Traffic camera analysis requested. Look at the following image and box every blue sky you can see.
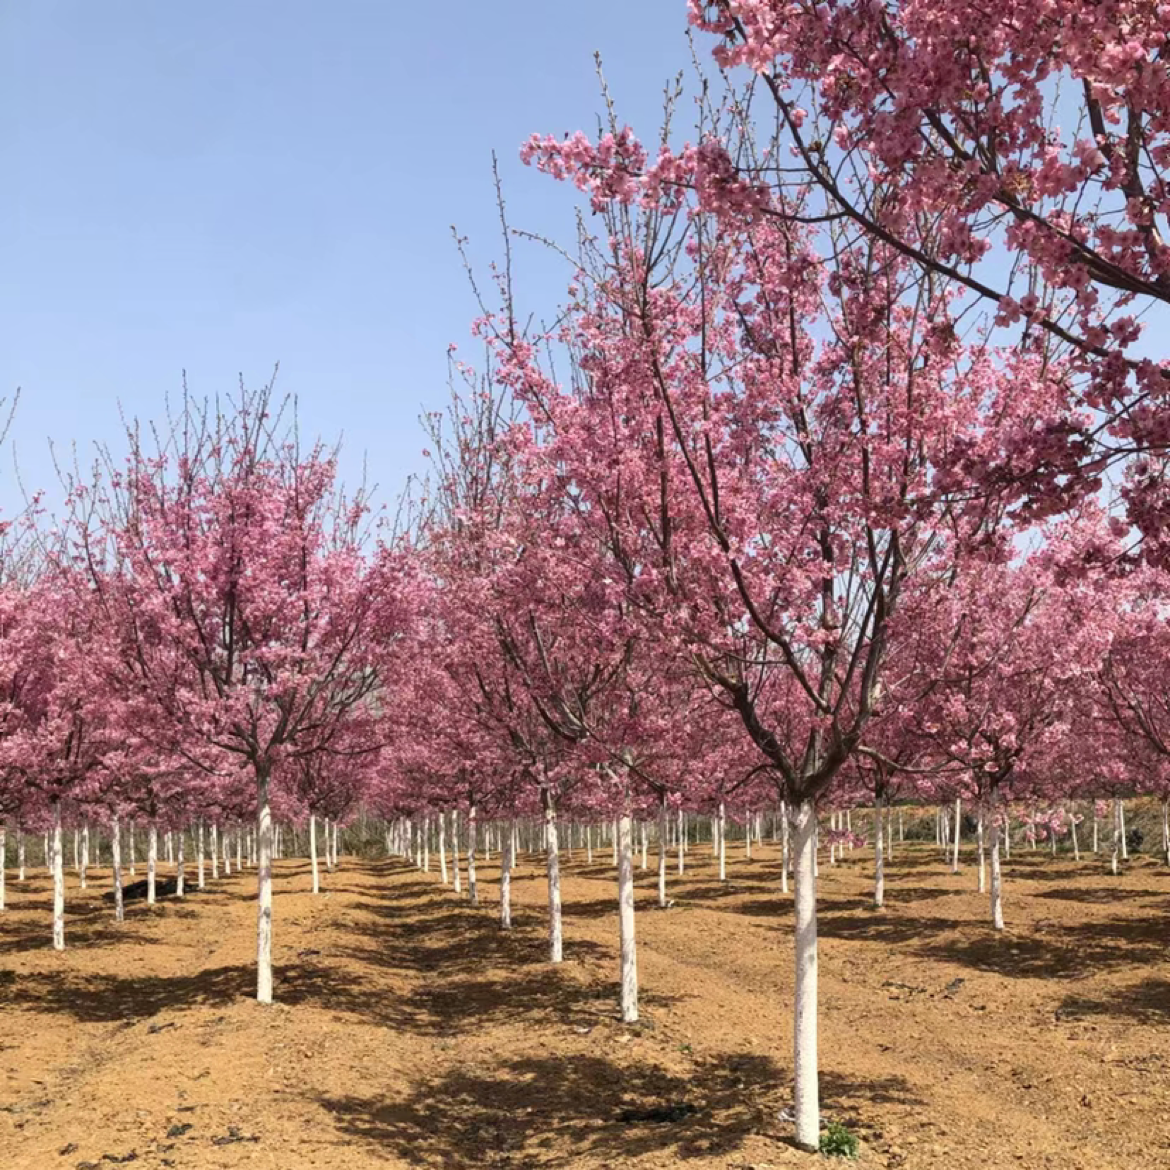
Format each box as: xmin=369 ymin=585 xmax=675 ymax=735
xmin=0 ymin=0 xmax=688 ymax=514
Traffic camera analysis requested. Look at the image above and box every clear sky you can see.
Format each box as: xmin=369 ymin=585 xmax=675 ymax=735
xmin=0 ymin=0 xmax=688 ymax=514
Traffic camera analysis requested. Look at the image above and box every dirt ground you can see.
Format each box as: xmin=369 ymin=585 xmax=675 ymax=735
xmin=1 ymin=837 xmax=1168 ymax=1170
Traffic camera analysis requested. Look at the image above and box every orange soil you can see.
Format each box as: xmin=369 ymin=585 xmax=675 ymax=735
xmin=1 ymin=840 xmax=1168 ymax=1169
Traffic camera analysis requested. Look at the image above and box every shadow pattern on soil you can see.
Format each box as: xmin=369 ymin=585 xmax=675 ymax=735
xmin=313 ymin=1054 xmax=922 ymax=1168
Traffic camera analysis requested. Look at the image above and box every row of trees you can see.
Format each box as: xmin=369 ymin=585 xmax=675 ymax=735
xmin=4 ymin=0 xmax=1169 ymax=1151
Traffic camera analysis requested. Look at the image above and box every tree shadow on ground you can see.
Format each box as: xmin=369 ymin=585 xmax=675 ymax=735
xmin=1032 ymin=886 xmax=1157 ymax=904
xmin=1056 ymin=977 xmax=1170 ymax=1026
xmin=914 ymin=913 xmax=1166 ymax=979
xmin=817 ymin=912 xmax=952 ymax=947
xmin=3 ymin=963 xmax=255 ymax=1021
xmin=312 ymin=1053 xmax=923 ymax=1168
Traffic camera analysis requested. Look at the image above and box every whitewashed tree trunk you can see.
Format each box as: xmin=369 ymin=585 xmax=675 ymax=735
xmin=1119 ymin=799 xmax=1129 ymax=859
xmin=223 ymin=826 xmax=231 ymax=876
xmin=718 ymin=801 xmax=727 ymax=881
xmin=256 ymin=769 xmax=275 ymax=1004
xmin=52 ymin=803 xmax=65 ymax=950
xmin=745 ymin=809 xmax=753 ymax=860
xmin=210 ymin=824 xmax=219 ymax=879
xmin=1162 ymin=798 xmax=1169 ymax=866
xmin=16 ymin=826 xmax=25 ymax=881
xmin=886 ymin=806 xmax=893 ymax=860
xmin=310 ymin=814 xmax=321 ymax=894
xmin=989 ymin=809 xmax=1005 ymax=930
xmin=780 ymin=798 xmax=790 ymax=894
xmin=586 ymin=822 xmax=593 ymax=864
xmin=176 ymin=830 xmax=185 ymax=897
xmin=196 ymin=821 xmax=205 ymax=890
xmin=439 ymin=810 xmax=449 ymax=884
xmin=1111 ymin=797 xmax=1122 ymax=875
xmin=977 ymin=806 xmax=986 ymax=894
xmin=898 ymin=808 xmax=904 ymax=842
xmin=1003 ymin=810 xmax=1011 ymax=859
xmin=544 ymin=789 xmax=563 ymax=963
xmin=112 ymin=815 xmax=124 ymax=923
xmin=236 ymin=828 xmax=243 ymax=873
xmin=612 ymin=820 xmax=618 ymax=867
xmin=467 ymin=804 xmax=479 ymax=906
xmin=657 ymin=794 xmax=668 ymax=909
xmin=1092 ymin=807 xmax=1099 ymax=853
xmin=147 ymin=824 xmax=158 ymax=905
xmin=1071 ymin=813 xmax=1080 ymax=860
xmin=677 ymin=808 xmax=685 ymax=875
xmin=423 ymin=816 xmax=430 ymax=873
xmin=792 ymin=799 xmax=820 ymax=1151
xmin=640 ymin=821 xmax=648 ymax=870
xmin=951 ymin=797 xmax=961 ymax=873
xmin=873 ymin=795 xmax=884 ymax=909
xmin=0 ymin=824 xmax=6 ymax=911
xmin=128 ymin=820 xmax=137 ymax=875
xmin=617 ymin=808 xmax=638 ymax=1023
xmin=452 ymin=811 xmax=462 ymax=894
xmin=80 ymin=824 xmax=89 ymax=890
xmin=500 ymin=819 xmax=513 ymax=929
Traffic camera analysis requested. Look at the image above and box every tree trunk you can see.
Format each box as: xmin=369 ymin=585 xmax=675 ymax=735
xmin=467 ymin=804 xmax=479 ymax=906
xmin=544 ymin=789 xmax=563 ymax=963
xmin=80 ymin=824 xmax=89 ymax=890
xmin=310 ymin=814 xmax=321 ymax=894
xmin=256 ymin=768 xmax=275 ymax=1005
xmin=617 ymin=808 xmax=639 ymax=1023
xmin=452 ymin=810 xmax=462 ymax=894
xmin=439 ymin=810 xmax=449 ymax=884
xmin=52 ymin=803 xmax=65 ymax=950
xmin=147 ymin=824 xmax=158 ymax=905
xmin=197 ymin=821 xmax=205 ymax=890
xmin=792 ymin=799 xmax=820 ymax=1151
xmin=657 ymin=793 xmax=668 ymax=909
xmin=112 ymin=815 xmax=124 ymax=923
xmin=951 ymin=797 xmax=961 ymax=873
xmin=176 ymin=829 xmax=185 ymax=897
xmin=500 ymin=819 xmax=513 ymax=929
xmin=717 ymin=801 xmax=727 ymax=882
xmin=210 ymin=824 xmax=219 ymax=879
xmin=1071 ymin=812 xmax=1080 ymax=861
xmin=16 ymin=826 xmax=25 ymax=882
xmin=677 ymin=808 xmax=685 ymax=875
xmin=0 ymin=824 xmax=5 ymax=911
xmin=1162 ymin=799 xmax=1169 ymax=866
xmin=1119 ymin=799 xmax=1129 ymax=860
xmin=989 ymin=809 xmax=1005 ymax=931
xmin=977 ymin=806 xmax=986 ymax=894
xmin=1111 ymin=797 xmax=1121 ymax=876
xmin=780 ymin=798 xmax=790 ymax=895
xmin=873 ymin=794 xmax=884 ymax=910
